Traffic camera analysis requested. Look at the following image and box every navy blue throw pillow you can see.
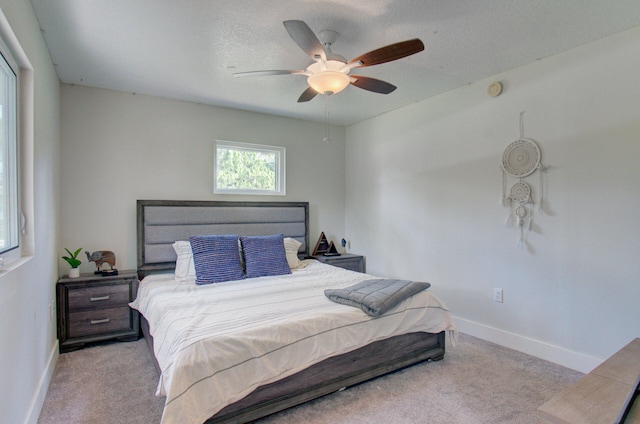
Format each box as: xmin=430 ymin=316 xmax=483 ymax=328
xmin=241 ymin=234 xmax=291 ymax=279
xmin=189 ymin=234 xmax=245 ymax=284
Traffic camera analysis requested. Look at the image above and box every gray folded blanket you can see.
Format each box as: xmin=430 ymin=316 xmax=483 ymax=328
xmin=324 ymin=279 xmax=431 ymax=318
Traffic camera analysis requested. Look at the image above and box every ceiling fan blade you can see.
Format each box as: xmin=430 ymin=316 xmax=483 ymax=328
xmin=350 ymin=75 xmax=397 ymax=94
xmin=348 ymin=39 xmax=424 ymax=68
xmin=297 ymin=86 xmax=318 ymax=102
xmin=233 ymin=70 xmax=305 ymax=78
xmin=283 ymin=20 xmax=327 ymax=61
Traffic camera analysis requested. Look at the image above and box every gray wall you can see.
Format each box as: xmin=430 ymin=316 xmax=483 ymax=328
xmin=60 ymin=86 xmax=346 ymax=273
xmin=0 ymin=1 xmax=61 ymax=423
xmin=345 ymin=27 xmax=640 ymax=372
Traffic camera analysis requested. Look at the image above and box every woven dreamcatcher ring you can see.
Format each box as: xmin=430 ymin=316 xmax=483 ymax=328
xmin=502 ymin=138 xmax=541 ymax=177
xmin=509 ymin=181 xmax=532 ymax=203
xmin=515 ymin=205 xmax=527 ymax=218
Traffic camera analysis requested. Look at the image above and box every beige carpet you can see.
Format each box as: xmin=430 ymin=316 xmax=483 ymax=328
xmin=38 ymin=333 xmax=583 ymax=424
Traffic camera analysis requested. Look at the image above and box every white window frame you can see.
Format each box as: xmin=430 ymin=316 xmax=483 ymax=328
xmin=0 ymin=11 xmax=35 ymax=273
xmin=0 ymin=49 xmax=18 ymax=257
xmin=214 ymin=140 xmax=286 ymax=196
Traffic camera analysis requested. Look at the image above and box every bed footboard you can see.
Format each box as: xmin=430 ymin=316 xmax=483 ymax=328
xmin=208 ymin=330 xmax=445 ymax=424
xmin=140 ymin=316 xmax=444 ymax=424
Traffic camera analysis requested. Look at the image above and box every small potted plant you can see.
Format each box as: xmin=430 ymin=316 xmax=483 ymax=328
xmin=62 ymin=247 xmax=82 ymax=278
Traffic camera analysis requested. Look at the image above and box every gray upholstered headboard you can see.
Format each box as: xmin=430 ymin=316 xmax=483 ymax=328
xmin=137 ymin=200 xmax=309 ymax=277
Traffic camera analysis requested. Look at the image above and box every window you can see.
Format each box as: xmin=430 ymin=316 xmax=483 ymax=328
xmin=0 ymin=9 xmax=35 ymax=271
xmin=0 ymin=49 xmax=18 ymax=255
xmin=214 ymin=140 xmax=285 ymax=195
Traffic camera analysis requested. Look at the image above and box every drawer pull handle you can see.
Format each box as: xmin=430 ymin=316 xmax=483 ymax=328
xmin=90 ymin=318 xmax=111 ymax=325
xmin=90 ymin=295 xmax=110 ymax=302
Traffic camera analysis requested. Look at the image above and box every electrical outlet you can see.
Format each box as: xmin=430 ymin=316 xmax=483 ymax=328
xmin=493 ymin=288 xmax=503 ymax=303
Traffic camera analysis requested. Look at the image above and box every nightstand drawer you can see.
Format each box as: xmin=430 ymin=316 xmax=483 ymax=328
xmin=68 ymin=306 xmax=132 ymax=338
xmin=312 ymin=253 xmax=365 ymax=273
xmin=67 ymin=283 xmax=130 ymax=311
xmin=332 ymin=258 xmax=362 ymax=272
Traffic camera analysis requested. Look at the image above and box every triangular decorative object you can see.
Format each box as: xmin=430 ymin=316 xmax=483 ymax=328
xmin=324 ymin=241 xmax=341 ymax=256
xmin=312 ymin=232 xmax=330 ymax=255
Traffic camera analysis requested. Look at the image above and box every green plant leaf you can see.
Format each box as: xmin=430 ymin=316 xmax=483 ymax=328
xmin=62 ymin=247 xmax=82 ymax=268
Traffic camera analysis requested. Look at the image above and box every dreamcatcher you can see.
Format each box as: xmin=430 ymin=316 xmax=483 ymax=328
xmin=501 ymin=112 xmax=546 ymax=247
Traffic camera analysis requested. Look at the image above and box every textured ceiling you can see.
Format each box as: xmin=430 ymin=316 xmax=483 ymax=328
xmin=31 ymin=0 xmax=640 ymax=126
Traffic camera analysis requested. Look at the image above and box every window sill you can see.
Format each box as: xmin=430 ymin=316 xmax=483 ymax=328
xmin=0 ymin=255 xmax=35 ymax=278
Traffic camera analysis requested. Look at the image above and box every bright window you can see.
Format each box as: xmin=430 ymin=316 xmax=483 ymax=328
xmin=0 ymin=9 xmax=35 ymax=272
xmin=0 ymin=51 xmax=18 ymax=255
xmin=214 ymin=140 xmax=285 ymax=195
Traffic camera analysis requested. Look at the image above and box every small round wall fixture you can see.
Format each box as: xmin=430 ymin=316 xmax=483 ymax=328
xmin=488 ymin=81 xmax=503 ymax=97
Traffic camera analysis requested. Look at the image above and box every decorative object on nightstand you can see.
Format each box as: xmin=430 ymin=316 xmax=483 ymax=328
xmin=312 ymin=232 xmax=330 ymax=255
xmin=56 ymin=269 xmax=139 ymax=353
xmin=324 ymin=241 xmax=340 ymax=256
xmin=62 ymin=247 xmax=83 ymax=278
xmin=85 ymin=250 xmax=117 ymax=275
xmin=313 ymin=253 xmax=365 ymax=273
xmin=313 ymin=232 xmax=342 ymax=256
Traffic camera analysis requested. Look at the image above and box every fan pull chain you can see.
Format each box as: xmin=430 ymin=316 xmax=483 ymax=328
xmin=519 ymin=110 xmax=525 ymax=141
xmin=323 ymin=94 xmax=331 ymax=142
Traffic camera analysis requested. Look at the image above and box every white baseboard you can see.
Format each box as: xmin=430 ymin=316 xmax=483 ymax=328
xmin=453 ymin=315 xmax=601 ymax=374
xmin=25 ymin=341 xmax=58 ymax=424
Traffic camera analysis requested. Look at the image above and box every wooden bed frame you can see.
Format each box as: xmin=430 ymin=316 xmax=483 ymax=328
xmin=136 ymin=200 xmax=446 ymax=424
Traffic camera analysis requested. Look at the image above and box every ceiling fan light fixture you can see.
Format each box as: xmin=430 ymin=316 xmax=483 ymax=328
xmin=307 ymin=71 xmax=350 ymax=95
xmin=241 ymin=20 xmax=425 ymax=102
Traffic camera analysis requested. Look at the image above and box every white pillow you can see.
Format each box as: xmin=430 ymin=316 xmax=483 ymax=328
xmin=283 ymin=237 xmax=307 ymax=269
xmin=172 ymin=241 xmax=195 ymax=281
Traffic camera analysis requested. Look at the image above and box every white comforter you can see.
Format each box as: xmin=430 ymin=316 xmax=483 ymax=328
xmin=130 ymin=260 xmax=456 ymax=424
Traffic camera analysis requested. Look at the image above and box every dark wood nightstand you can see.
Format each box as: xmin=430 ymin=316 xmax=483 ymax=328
xmin=312 ymin=253 xmax=365 ymax=273
xmin=56 ymin=269 xmax=139 ymax=353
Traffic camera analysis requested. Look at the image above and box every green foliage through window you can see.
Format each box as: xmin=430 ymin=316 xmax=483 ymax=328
xmin=214 ymin=140 xmax=285 ymax=195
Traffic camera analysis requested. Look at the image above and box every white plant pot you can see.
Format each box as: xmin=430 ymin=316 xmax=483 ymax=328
xmin=68 ymin=268 xmax=80 ymax=278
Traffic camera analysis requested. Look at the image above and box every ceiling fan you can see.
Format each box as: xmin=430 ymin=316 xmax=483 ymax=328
xmin=233 ymin=20 xmax=424 ymax=103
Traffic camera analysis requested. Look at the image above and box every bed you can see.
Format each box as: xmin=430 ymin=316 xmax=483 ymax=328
xmin=133 ymin=200 xmax=456 ymax=424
